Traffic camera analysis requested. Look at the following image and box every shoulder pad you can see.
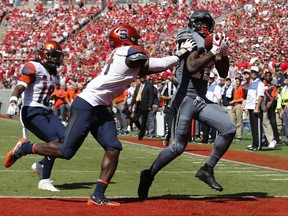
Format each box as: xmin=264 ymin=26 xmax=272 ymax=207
xmin=126 ymin=53 xmax=148 ymax=68
xmin=176 ymin=28 xmax=193 ymax=43
xmin=127 ymin=45 xmax=147 ymax=56
xmin=22 ymin=62 xmax=36 ymax=76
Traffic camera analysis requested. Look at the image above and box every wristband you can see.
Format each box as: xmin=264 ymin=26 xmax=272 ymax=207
xmin=175 ymin=48 xmax=189 ymax=60
xmin=9 ymin=96 xmax=18 ymax=103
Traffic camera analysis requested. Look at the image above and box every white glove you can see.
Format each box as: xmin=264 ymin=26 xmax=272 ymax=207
xmin=7 ymin=103 xmax=18 ymax=118
xmin=210 ymin=32 xmax=226 ymax=55
xmin=221 ymin=36 xmax=229 ymax=56
xmin=180 ymin=39 xmax=197 ymax=52
xmin=175 ymin=39 xmax=197 ymax=60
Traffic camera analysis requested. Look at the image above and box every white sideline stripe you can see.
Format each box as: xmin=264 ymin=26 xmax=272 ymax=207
xmin=121 ymin=140 xmax=288 ymax=173
xmin=218 ymin=167 xmax=260 ymax=170
xmin=0 ymin=170 xmax=278 ymax=174
xmin=255 ymin=174 xmax=288 ymax=176
xmin=271 ymin=178 xmax=288 ymax=181
xmin=222 ymin=170 xmax=280 ymax=173
xmin=0 ymin=170 xmax=127 ymax=173
xmin=0 ymin=195 xmax=288 ymax=199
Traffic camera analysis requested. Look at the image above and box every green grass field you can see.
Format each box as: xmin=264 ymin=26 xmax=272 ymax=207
xmin=0 ymin=118 xmax=288 ymax=198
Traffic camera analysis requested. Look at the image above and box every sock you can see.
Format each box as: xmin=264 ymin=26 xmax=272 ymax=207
xmin=39 ymin=157 xmax=46 ymax=165
xmin=203 ymin=163 xmax=213 ymax=171
xmin=21 ymin=142 xmax=34 ymax=154
xmin=92 ymin=179 xmax=109 ymax=198
xmin=42 ymin=157 xmax=55 ymax=179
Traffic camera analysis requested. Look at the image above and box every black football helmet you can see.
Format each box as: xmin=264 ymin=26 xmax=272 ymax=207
xmin=188 ymin=10 xmax=215 ymax=38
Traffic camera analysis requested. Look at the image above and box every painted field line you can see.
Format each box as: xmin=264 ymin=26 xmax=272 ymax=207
xmin=122 ymin=140 xmax=288 ymax=173
xmin=271 ymin=178 xmax=288 ymax=181
xmin=255 ymin=174 xmax=288 ymax=176
xmin=0 ymin=169 xmax=126 ymax=173
xmin=0 ymin=195 xmax=288 ymax=199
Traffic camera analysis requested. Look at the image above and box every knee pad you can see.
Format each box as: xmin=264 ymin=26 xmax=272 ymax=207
xmin=170 ymin=142 xmax=186 ymax=156
xmin=221 ymin=122 xmax=237 ymax=143
xmin=105 ymin=140 xmax=123 ymax=151
xmin=225 ymin=122 xmax=237 ymax=135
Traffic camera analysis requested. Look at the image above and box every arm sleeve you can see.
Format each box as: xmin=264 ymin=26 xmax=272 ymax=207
xmin=148 ymin=56 xmax=179 ymax=72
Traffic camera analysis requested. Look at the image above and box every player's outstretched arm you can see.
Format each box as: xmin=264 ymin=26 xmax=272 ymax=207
xmin=138 ymin=39 xmax=197 ymax=76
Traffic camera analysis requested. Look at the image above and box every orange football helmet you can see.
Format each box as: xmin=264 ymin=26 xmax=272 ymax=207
xmin=38 ymin=40 xmax=64 ymax=66
xmin=109 ymin=24 xmax=141 ymax=49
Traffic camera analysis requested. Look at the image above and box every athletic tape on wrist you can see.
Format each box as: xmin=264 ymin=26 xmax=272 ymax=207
xmin=9 ymin=96 xmax=18 ymax=103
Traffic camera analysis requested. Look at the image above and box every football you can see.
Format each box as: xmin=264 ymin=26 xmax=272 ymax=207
xmin=204 ymin=33 xmax=219 ymax=51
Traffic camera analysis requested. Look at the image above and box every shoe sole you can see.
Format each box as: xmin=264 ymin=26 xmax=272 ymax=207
xmin=4 ymin=149 xmax=15 ymax=168
xmin=87 ymin=198 xmax=121 ymax=207
xmin=38 ymin=186 xmax=60 ymax=192
xmin=4 ymin=138 xmax=27 ymax=168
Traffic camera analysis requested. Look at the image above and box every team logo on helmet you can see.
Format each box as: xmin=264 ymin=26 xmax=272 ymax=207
xmin=109 ymin=24 xmax=140 ymax=49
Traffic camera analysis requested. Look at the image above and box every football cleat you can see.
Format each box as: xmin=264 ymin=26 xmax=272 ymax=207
xmin=38 ymin=179 xmax=59 ymax=192
xmin=195 ymin=167 xmax=223 ymax=191
xmin=31 ymin=162 xmax=44 ymax=179
xmin=87 ymin=196 xmax=121 ymax=207
xmin=245 ymin=146 xmax=259 ymax=151
xmin=138 ymin=169 xmax=154 ymax=200
xmin=268 ymin=140 xmax=277 ymax=149
xmin=4 ymin=138 xmax=27 ymax=168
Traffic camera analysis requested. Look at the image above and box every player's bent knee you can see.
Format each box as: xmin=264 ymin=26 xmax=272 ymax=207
xmin=219 ymin=120 xmax=237 ymax=134
xmin=170 ymin=143 xmax=185 ymax=156
xmin=62 ymin=149 xmax=75 ymax=160
xmin=226 ymin=122 xmax=237 ymax=134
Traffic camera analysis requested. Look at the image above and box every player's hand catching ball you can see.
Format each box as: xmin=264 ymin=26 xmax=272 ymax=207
xmin=221 ymin=36 xmax=229 ymax=56
xmin=205 ymin=32 xmax=227 ymax=55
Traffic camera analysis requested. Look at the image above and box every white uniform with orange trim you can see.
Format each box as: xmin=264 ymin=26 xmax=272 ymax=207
xmin=18 ymin=61 xmax=59 ymax=109
xmin=78 ymin=46 xmax=143 ymax=107
xmin=79 ymin=45 xmax=179 ymax=107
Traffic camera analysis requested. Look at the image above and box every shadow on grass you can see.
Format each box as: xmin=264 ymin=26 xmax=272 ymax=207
xmin=40 ymin=192 xmax=271 ymax=205
xmin=55 ymin=182 xmax=95 ymax=190
xmin=120 ymin=192 xmax=271 ymax=204
xmin=260 ymin=148 xmax=282 ymax=152
xmin=55 ymin=181 xmax=117 ymax=190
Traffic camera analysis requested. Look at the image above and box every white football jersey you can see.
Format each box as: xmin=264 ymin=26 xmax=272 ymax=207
xmin=79 ymin=45 xmax=146 ymax=106
xmin=18 ymin=61 xmax=59 ymax=109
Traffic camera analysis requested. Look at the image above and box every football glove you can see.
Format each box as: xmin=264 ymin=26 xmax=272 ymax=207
xmin=7 ymin=103 xmax=18 ymax=118
xmin=210 ymin=32 xmax=226 ymax=55
xmin=175 ymin=39 xmax=197 ymax=60
xmin=221 ymin=36 xmax=229 ymax=56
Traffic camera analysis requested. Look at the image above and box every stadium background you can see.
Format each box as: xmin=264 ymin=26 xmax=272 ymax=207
xmin=0 ymin=1 xmax=287 ymax=215
xmin=0 ymin=0 xmax=245 ymax=115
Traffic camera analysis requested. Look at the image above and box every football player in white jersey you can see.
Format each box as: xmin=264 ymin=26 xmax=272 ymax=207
xmin=4 ymin=24 xmax=196 ymax=206
xmin=6 ymin=41 xmax=65 ymax=192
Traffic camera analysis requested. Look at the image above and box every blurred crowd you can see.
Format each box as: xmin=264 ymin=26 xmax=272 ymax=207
xmin=0 ymin=0 xmax=259 ymax=89
xmin=0 ymin=0 xmax=287 ymax=145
